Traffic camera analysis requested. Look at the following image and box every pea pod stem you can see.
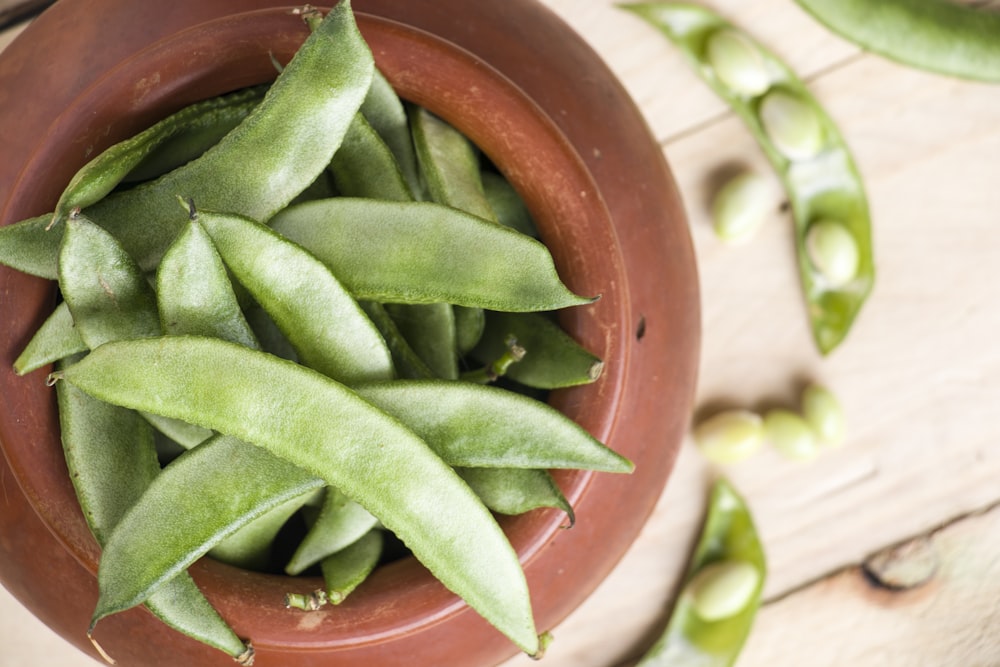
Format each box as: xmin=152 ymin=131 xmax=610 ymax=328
xmin=462 ymin=334 xmax=526 ymax=384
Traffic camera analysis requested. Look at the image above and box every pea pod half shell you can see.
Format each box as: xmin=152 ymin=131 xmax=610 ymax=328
xmin=622 ymin=2 xmax=874 ymax=354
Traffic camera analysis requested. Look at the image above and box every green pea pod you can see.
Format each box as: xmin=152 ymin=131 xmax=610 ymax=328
xmin=328 ymin=113 xmax=413 ymax=202
xmin=794 ymin=0 xmax=1000 ymax=83
xmin=482 ymin=170 xmax=538 ymax=237
xmin=196 ymin=207 xmax=393 ymax=384
xmin=51 ymin=85 xmax=267 ymax=225
xmin=320 ymin=529 xmax=384 ymax=604
xmin=454 ymin=305 xmax=486 ymax=356
xmin=456 ymin=468 xmax=575 ymax=525
xmin=621 ymin=2 xmax=874 ymax=354
xmin=383 ymin=302 xmax=458 ymax=380
xmin=157 ymin=218 xmax=259 ymax=349
xmin=209 ymin=492 xmax=312 ymax=572
xmin=0 ymin=213 xmax=61 ymax=279
xmin=360 ymin=68 xmax=422 ymax=199
xmin=285 ymin=487 xmax=379 ymax=576
xmin=4 ymin=0 xmax=374 ymax=274
xmin=55 ymin=357 xmax=251 ymax=661
xmin=358 ymin=301 xmax=435 ymax=379
xmin=270 ymin=198 xmax=594 ymax=312
xmin=13 ymin=301 xmax=86 ymax=375
xmin=244 ymin=303 xmax=299 ymax=363
xmin=54 ymin=336 xmax=540 ymax=656
xmin=636 ymin=478 xmax=765 ymax=667
xmin=410 ymin=106 xmax=496 ymax=221
xmin=470 ymin=311 xmax=603 ymax=389
xmin=354 ymin=379 xmax=633 ymax=472
xmin=60 ymin=214 xmax=212 ymax=448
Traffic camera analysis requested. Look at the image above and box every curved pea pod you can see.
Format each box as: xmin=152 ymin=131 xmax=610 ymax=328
xmin=285 ymin=487 xmax=379 ymax=576
xmin=55 ymin=356 xmax=250 ymax=661
xmin=635 ymin=478 xmax=765 ymax=667
xmin=320 ymin=530 xmax=384 ymax=604
xmin=270 ymin=198 xmax=594 ymax=312
xmin=157 ymin=218 xmax=259 ymax=350
xmin=470 ymin=311 xmax=603 ymax=389
xmin=361 ymin=68 xmax=422 ymax=198
xmin=482 ymin=170 xmax=538 ymax=237
xmin=13 ymin=301 xmax=86 ymax=375
xmin=454 ymin=305 xmax=486 ymax=355
xmin=358 ymin=301 xmax=435 ymax=379
xmin=621 ymin=2 xmax=873 ymax=355
xmin=5 ymin=0 xmax=374 ymax=274
xmin=456 ymin=468 xmax=575 ymax=525
xmin=328 ymin=113 xmax=413 ymax=202
xmin=196 ymin=207 xmax=393 ymax=384
xmin=209 ymin=493 xmax=312 ymax=572
xmin=53 ymin=336 xmax=540 ymax=656
xmin=354 ymin=379 xmax=632 ymax=472
xmin=794 ymin=0 xmax=1000 ymax=83
xmin=383 ymin=302 xmax=458 ymax=380
xmin=51 ymin=85 xmax=267 ymax=226
xmin=0 ymin=213 xmax=61 ymax=279
xmin=410 ymin=106 xmax=496 ymax=221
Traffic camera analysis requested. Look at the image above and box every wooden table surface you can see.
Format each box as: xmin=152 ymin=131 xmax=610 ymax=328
xmin=3 ymin=2 xmax=1000 ymax=666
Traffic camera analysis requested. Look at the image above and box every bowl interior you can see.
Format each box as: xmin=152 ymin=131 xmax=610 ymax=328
xmin=0 ymin=6 xmax=630 ymax=661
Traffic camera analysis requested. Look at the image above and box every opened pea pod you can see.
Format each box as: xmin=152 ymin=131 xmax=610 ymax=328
xmin=622 ymin=2 xmax=874 ymax=355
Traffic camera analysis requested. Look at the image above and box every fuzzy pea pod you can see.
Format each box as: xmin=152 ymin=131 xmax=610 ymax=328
xmin=794 ymin=0 xmax=1000 ymax=83
xmin=456 ymin=468 xmax=574 ymax=524
xmin=55 ymin=355 xmax=252 ymax=661
xmin=196 ymin=207 xmax=393 ymax=383
xmin=53 ymin=336 xmax=540 ymax=656
xmin=51 ymin=85 xmax=267 ymax=226
xmin=622 ymin=2 xmax=873 ymax=354
xmin=285 ymin=488 xmax=378 ymax=576
xmin=636 ymin=479 xmax=765 ymax=667
xmin=328 ymin=113 xmax=413 ymax=202
xmin=383 ymin=302 xmax=458 ymax=379
xmin=319 ymin=530 xmax=384 ymax=604
xmin=482 ymin=170 xmax=538 ymax=237
xmin=0 ymin=0 xmax=373 ymax=275
xmin=13 ymin=301 xmax=86 ymax=375
xmin=270 ymin=198 xmax=593 ymax=312
xmin=358 ymin=301 xmax=436 ymax=379
xmin=361 ymin=69 xmax=422 ymax=197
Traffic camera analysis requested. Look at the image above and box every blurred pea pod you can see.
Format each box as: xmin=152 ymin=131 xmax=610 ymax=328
xmin=635 ymin=479 xmax=765 ymax=667
xmin=621 ymin=2 xmax=873 ymax=354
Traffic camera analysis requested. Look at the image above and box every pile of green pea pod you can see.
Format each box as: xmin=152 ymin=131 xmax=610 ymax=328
xmin=0 ymin=2 xmax=636 ymax=662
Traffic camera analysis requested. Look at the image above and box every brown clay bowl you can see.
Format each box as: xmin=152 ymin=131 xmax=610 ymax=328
xmin=0 ymin=2 xmax=699 ymax=665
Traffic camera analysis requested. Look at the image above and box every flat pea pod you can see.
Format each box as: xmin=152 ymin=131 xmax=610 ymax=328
xmin=635 ymin=478 xmax=765 ymax=667
xmin=285 ymin=488 xmax=379 ymax=576
xmin=354 ymin=379 xmax=632 ymax=472
xmin=55 ymin=356 xmax=251 ymax=662
xmin=0 ymin=213 xmax=62 ymax=279
xmin=209 ymin=493 xmax=311 ymax=572
xmin=5 ymin=0 xmax=374 ymax=274
xmin=328 ymin=113 xmax=413 ymax=202
xmin=360 ymin=68 xmax=422 ymax=198
xmin=410 ymin=106 xmax=497 ymax=221
xmin=383 ymin=302 xmax=458 ymax=379
xmin=621 ymin=2 xmax=874 ymax=355
xmin=13 ymin=301 xmax=86 ymax=375
xmin=270 ymin=198 xmax=593 ymax=312
xmin=794 ymin=0 xmax=1000 ymax=83
xmin=51 ymin=85 xmax=267 ymax=225
xmin=453 ymin=304 xmax=486 ymax=356
xmin=456 ymin=467 xmax=575 ymax=525
xmin=196 ymin=207 xmax=393 ymax=384
xmin=469 ymin=311 xmax=603 ymax=389
xmin=320 ymin=529 xmax=384 ymax=604
xmin=482 ymin=170 xmax=538 ymax=237
xmin=358 ymin=301 xmax=436 ymax=379
xmin=53 ymin=336 xmax=539 ymax=656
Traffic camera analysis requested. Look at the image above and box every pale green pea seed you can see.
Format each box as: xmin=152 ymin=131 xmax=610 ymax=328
xmin=686 ymin=559 xmax=761 ymax=622
xmin=759 ymin=89 xmax=825 ymax=160
xmin=711 ymin=171 xmax=772 ymax=244
xmin=764 ymin=408 xmax=819 ymax=460
xmin=806 ymin=219 xmax=859 ymax=287
xmin=802 ymin=383 xmax=846 ymax=447
xmin=693 ymin=410 xmax=764 ymax=464
xmin=706 ymin=28 xmax=772 ymax=96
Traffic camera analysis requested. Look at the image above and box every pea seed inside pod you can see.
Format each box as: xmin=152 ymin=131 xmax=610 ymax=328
xmin=693 ymin=409 xmax=764 ymax=464
xmin=705 ymin=28 xmax=771 ymax=97
xmin=758 ymin=89 xmax=825 ymax=161
xmin=801 ymin=383 xmax=845 ymax=446
xmin=806 ymin=219 xmax=859 ymax=287
xmin=711 ymin=171 xmax=772 ymax=244
xmin=764 ymin=408 xmax=818 ymax=460
xmin=686 ymin=559 xmax=761 ymax=622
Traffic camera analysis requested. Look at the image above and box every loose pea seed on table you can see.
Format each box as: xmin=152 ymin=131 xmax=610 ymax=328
xmin=1 ymin=1 xmax=629 ymax=659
